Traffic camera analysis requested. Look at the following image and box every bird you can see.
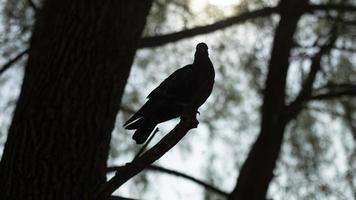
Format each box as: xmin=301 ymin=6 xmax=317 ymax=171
xmin=124 ymin=43 xmax=215 ymax=144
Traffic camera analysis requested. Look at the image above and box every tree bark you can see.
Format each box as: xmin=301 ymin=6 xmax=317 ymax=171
xmin=228 ymin=0 xmax=309 ymax=199
xmin=0 ymin=0 xmax=152 ymax=199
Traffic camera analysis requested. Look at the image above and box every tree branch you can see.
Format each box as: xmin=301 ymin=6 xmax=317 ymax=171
xmin=229 ymin=0 xmax=309 ymax=199
xmin=28 ymin=0 xmax=39 ymax=11
xmin=285 ymin=29 xmax=337 ymax=121
xmin=308 ymin=88 xmax=356 ymax=100
xmin=107 ymin=165 xmax=228 ymax=197
xmin=138 ymin=3 xmax=356 ymax=49
xmin=109 ymin=196 xmax=137 ymax=200
xmin=307 ymin=4 xmax=356 ymax=13
xmin=95 ymin=111 xmax=199 ymax=199
xmin=316 ymin=83 xmax=356 ymax=91
xmin=341 ymin=101 xmax=356 ymax=140
xmin=138 ymin=7 xmax=279 ymax=48
xmin=2 ymin=3 xmax=355 ymax=76
xmin=0 ymin=7 xmax=278 ymax=76
xmin=307 ymin=105 xmax=346 ymax=118
xmin=0 ymin=49 xmax=28 ymax=76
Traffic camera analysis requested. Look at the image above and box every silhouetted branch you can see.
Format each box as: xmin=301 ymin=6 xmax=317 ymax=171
xmin=107 ymin=165 xmax=228 ymax=197
xmin=340 ymin=101 xmax=356 ymax=197
xmin=307 ymin=4 xmax=356 ymax=13
xmin=1 ymin=7 xmax=278 ymax=75
xmin=0 ymin=49 xmax=28 ymax=76
xmin=285 ymin=29 xmax=337 ymax=121
xmin=2 ymin=3 xmax=356 ymax=76
xmin=307 ymin=106 xmax=346 ymax=118
xmin=309 ymin=88 xmax=356 ymax=100
xmin=341 ymin=101 xmax=356 ymax=140
xmin=318 ymin=15 xmax=356 ymax=27
xmin=294 ymin=41 xmax=356 ymax=53
xmin=95 ymin=110 xmax=199 ymax=199
xmin=109 ymin=196 xmax=137 ymax=200
xmin=139 ymin=3 xmax=356 ymax=48
xmin=138 ymin=7 xmax=279 ymax=48
xmin=309 ymin=83 xmax=356 ymax=101
xmin=28 ymin=0 xmax=39 ymax=11
xmin=229 ymin=0 xmax=309 ymax=199
xmin=316 ymin=83 xmax=356 ymax=91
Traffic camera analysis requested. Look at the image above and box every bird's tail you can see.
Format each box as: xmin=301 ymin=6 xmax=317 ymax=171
xmin=131 ymin=119 xmax=156 ymax=144
xmin=123 ymin=102 xmax=149 ymax=127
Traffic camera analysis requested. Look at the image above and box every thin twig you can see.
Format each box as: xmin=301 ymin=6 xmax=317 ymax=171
xmin=309 ymin=89 xmax=356 ymax=100
xmin=28 ymin=0 xmax=39 ymax=11
xmin=307 ymin=105 xmax=346 ymax=118
xmin=0 ymin=49 xmax=28 ymax=76
xmin=109 ymin=196 xmax=137 ymax=200
xmin=107 ymin=165 xmax=228 ymax=197
xmin=307 ymin=4 xmax=356 ymax=13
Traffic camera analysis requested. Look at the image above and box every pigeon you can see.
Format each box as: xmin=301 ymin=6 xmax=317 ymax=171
xmin=124 ymin=43 xmax=215 ymax=144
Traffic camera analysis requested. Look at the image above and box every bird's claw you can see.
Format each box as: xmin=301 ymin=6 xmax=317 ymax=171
xmin=192 ymin=118 xmax=199 ymax=128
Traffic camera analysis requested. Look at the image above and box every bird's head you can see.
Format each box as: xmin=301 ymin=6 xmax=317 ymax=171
xmin=195 ymin=42 xmax=209 ymax=56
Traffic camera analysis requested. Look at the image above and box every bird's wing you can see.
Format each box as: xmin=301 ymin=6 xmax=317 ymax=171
xmin=124 ymin=66 xmax=192 ymax=127
xmin=147 ymin=65 xmax=192 ymax=99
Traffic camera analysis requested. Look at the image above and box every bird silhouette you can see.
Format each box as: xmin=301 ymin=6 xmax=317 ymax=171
xmin=124 ymin=43 xmax=215 ymax=144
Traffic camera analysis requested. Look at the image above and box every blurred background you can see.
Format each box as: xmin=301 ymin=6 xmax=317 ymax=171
xmin=0 ymin=0 xmax=355 ymax=199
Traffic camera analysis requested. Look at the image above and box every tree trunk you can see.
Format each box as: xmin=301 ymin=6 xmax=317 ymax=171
xmin=0 ymin=0 xmax=152 ymax=199
xmin=228 ymin=0 xmax=308 ymax=199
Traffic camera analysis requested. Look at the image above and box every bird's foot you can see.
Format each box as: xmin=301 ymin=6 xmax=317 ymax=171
xmin=192 ymin=117 xmax=199 ymax=128
xmin=181 ymin=111 xmax=199 ymax=128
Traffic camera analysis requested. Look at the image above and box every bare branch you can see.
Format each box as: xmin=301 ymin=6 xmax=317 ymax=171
xmin=0 ymin=49 xmax=28 ymax=76
xmin=318 ymin=15 xmax=356 ymax=27
xmin=285 ymin=30 xmax=337 ymax=121
xmin=107 ymin=165 xmax=228 ymax=197
xmin=229 ymin=0 xmax=309 ymax=199
xmin=309 ymin=88 xmax=356 ymax=100
xmin=309 ymin=83 xmax=356 ymax=100
xmin=1 ymin=7 xmax=278 ymax=75
xmin=307 ymin=105 xmax=346 ymax=118
xmin=307 ymin=4 xmax=356 ymax=13
xmin=294 ymin=41 xmax=356 ymax=53
xmin=28 ymin=0 xmax=39 ymax=11
xmin=109 ymin=196 xmax=137 ymax=200
xmin=138 ymin=7 xmax=279 ymax=48
xmin=341 ymin=101 xmax=356 ymax=140
xmin=2 ymin=3 xmax=356 ymax=76
xmin=138 ymin=3 xmax=356 ymax=49
xmin=331 ymin=46 xmax=356 ymax=53
xmin=95 ymin=111 xmax=199 ymax=199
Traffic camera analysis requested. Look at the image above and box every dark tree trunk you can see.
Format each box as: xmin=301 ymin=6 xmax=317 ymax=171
xmin=0 ymin=0 xmax=152 ymax=199
xmin=228 ymin=0 xmax=309 ymax=199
